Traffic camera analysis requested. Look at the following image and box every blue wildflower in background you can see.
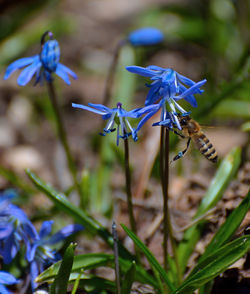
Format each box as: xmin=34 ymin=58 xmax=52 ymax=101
xmin=4 ymin=31 xmax=77 ymax=86
xmin=0 ymin=271 xmax=18 ymax=294
xmin=0 ymin=191 xmax=38 ymax=264
xmin=0 ymin=192 xmax=84 ymax=291
xmin=126 ymin=65 xmax=206 ymax=130
xmin=72 ymin=102 xmax=157 ymax=145
xmin=25 ymin=220 xmax=83 ymax=290
xmin=128 ymin=27 xmax=164 ymax=46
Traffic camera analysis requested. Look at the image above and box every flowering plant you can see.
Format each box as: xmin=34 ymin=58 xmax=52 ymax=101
xmin=4 ymin=31 xmax=77 ymax=86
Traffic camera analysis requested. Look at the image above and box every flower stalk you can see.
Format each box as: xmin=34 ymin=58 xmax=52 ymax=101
xmin=123 ymin=137 xmax=141 ymax=262
xmin=46 ymin=81 xmax=83 ymax=199
xmin=160 ymin=126 xmax=181 ymax=282
xmin=112 ymin=221 xmax=121 ymax=294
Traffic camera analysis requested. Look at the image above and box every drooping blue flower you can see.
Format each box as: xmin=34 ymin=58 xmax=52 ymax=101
xmin=128 ymin=28 xmax=164 ymax=46
xmin=4 ymin=31 xmax=77 ymax=86
xmin=25 ymin=221 xmax=83 ymax=290
xmin=0 ymin=271 xmax=18 ymax=294
xmin=126 ymin=65 xmax=206 ymax=129
xmin=72 ymin=102 xmax=157 ymax=145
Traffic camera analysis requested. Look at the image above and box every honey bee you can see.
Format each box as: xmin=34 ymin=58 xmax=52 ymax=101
xmin=173 ymin=115 xmax=218 ymax=163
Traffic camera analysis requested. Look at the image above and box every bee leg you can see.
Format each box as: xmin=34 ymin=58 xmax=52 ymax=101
xmin=171 ymin=137 xmax=191 ymax=163
xmin=172 ymin=129 xmax=185 ymax=139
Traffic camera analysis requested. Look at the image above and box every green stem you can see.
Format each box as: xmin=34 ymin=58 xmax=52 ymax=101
xmin=46 ymin=81 xmax=83 ymax=199
xmin=124 ymin=137 xmax=140 ymax=262
xmin=160 ymin=127 xmax=168 ymax=271
xmin=112 ymin=221 xmax=121 ymax=294
xmin=164 ymin=128 xmax=182 ymax=283
xmin=160 ymin=127 xmax=181 ymax=282
xmin=124 ymin=138 xmax=137 ymax=233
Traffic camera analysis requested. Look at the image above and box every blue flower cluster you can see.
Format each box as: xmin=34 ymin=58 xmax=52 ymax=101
xmin=4 ymin=31 xmax=77 ymax=86
xmin=72 ymin=102 xmax=158 ymax=145
xmin=72 ymin=66 xmax=206 ymax=143
xmin=0 ymin=191 xmax=84 ymax=292
xmin=3 ymin=29 xmax=205 ymax=144
xmin=126 ymin=65 xmax=206 ymax=131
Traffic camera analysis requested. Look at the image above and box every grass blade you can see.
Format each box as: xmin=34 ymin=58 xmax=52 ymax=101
xmin=199 ymin=189 xmax=250 ymax=263
xmin=26 ymin=169 xmax=132 ymax=260
xmin=177 ymin=147 xmax=241 ymax=273
xmin=176 ymin=236 xmax=250 ymax=293
xmin=36 ymin=253 xmax=157 ymax=288
xmin=121 ymin=261 xmax=136 ymax=294
xmin=49 ymin=243 xmax=76 ymax=294
xmin=121 ymin=224 xmax=176 ymax=293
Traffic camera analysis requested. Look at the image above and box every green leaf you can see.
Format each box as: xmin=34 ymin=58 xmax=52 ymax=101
xmin=177 ymin=147 xmax=241 ymax=274
xmin=78 ymin=276 xmax=116 ymax=293
xmin=121 ymin=261 xmax=136 ymax=294
xmin=49 ymin=243 xmax=76 ymax=294
xmin=26 ymin=169 xmax=132 ymax=260
xmin=36 ymin=253 xmax=157 ymax=289
xmin=241 ymin=121 xmax=250 ymax=132
xmin=175 ymin=236 xmax=250 ymax=293
xmin=199 ymin=189 xmax=250 ymax=263
xmin=121 ymin=224 xmax=176 ymax=293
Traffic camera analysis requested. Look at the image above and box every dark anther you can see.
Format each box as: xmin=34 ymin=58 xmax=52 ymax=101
xmin=41 ymin=31 xmax=54 ymax=46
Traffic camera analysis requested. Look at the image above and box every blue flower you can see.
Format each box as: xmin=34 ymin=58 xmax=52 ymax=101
xmin=126 ymin=65 xmax=206 ymax=129
xmin=26 ymin=221 xmax=83 ymax=290
xmin=128 ymin=28 xmax=164 ymax=46
xmin=72 ymin=102 xmax=155 ymax=145
xmin=0 ymin=271 xmax=18 ymax=294
xmin=3 ymin=31 xmax=77 ymax=86
xmin=0 ymin=192 xmax=38 ymax=264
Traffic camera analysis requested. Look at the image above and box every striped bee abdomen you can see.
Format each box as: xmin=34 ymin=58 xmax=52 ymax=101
xmin=193 ymin=133 xmax=218 ymax=163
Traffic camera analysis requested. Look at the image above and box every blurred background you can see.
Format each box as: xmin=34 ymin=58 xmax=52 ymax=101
xmin=0 ymin=0 xmax=249 ymax=244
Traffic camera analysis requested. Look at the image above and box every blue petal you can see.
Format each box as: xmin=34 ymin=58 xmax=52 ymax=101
xmin=126 ymin=66 xmax=157 ymax=78
xmin=145 ymin=81 xmax=161 ymax=105
xmin=55 ymin=63 xmax=77 ymax=85
xmin=152 ymin=119 xmax=171 ymax=127
xmin=46 ymin=224 xmax=84 ymax=245
xmin=55 ymin=64 xmax=70 ymax=84
xmin=22 ymin=221 xmax=38 ymax=240
xmin=0 ymin=284 xmax=10 ymax=294
xmin=40 ymin=40 xmax=60 ymax=72
xmin=26 ymin=242 xmax=39 ymax=262
xmin=176 ymin=72 xmax=195 ymax=87
xmin=128 ymin=27 xmax=164 ymax=46
xmin=135 ymin=108 xmax=159 ymax=132
xmin=88 ymin=103 xmax=112 ymax=113
xmin=0 ymin=223 xmax=13 ymax=239
xmin=30 ymin=261 xmax=39 ymax=291
xmin=1 ymin=233 xmax=18 ymax=264
xmin=4 ymin=56 xmax=38 ymax=80
xmin=118 ymin=107 xmax=142 ymax=118
xmin=184 ymin=94 xmax=197 ymax=107
xmin=17 ymin=58 xmax=42 ymax=86
xmin=135 ymin=104 xmax=160 ymax=117
xmin=39 ymin=220 xmax=54 ymax=238
xmin=0 ymin=271 xmax=18 ymax=285
xmin=174 ymin=79 xmax=206 ymax=104
xmin=177 ymin=73 xmax=206 ymax=95
xmin=72 ymin=103 xmax=108 ymax=115
xmin=147 ymin=65 xmax=165 ymax=71
xmin=7 ymin=204 xmax=29 ymax=223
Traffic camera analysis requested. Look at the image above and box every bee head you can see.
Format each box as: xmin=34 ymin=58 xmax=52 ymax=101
xmin=179 ymin=115 xmax=191 ymax=126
